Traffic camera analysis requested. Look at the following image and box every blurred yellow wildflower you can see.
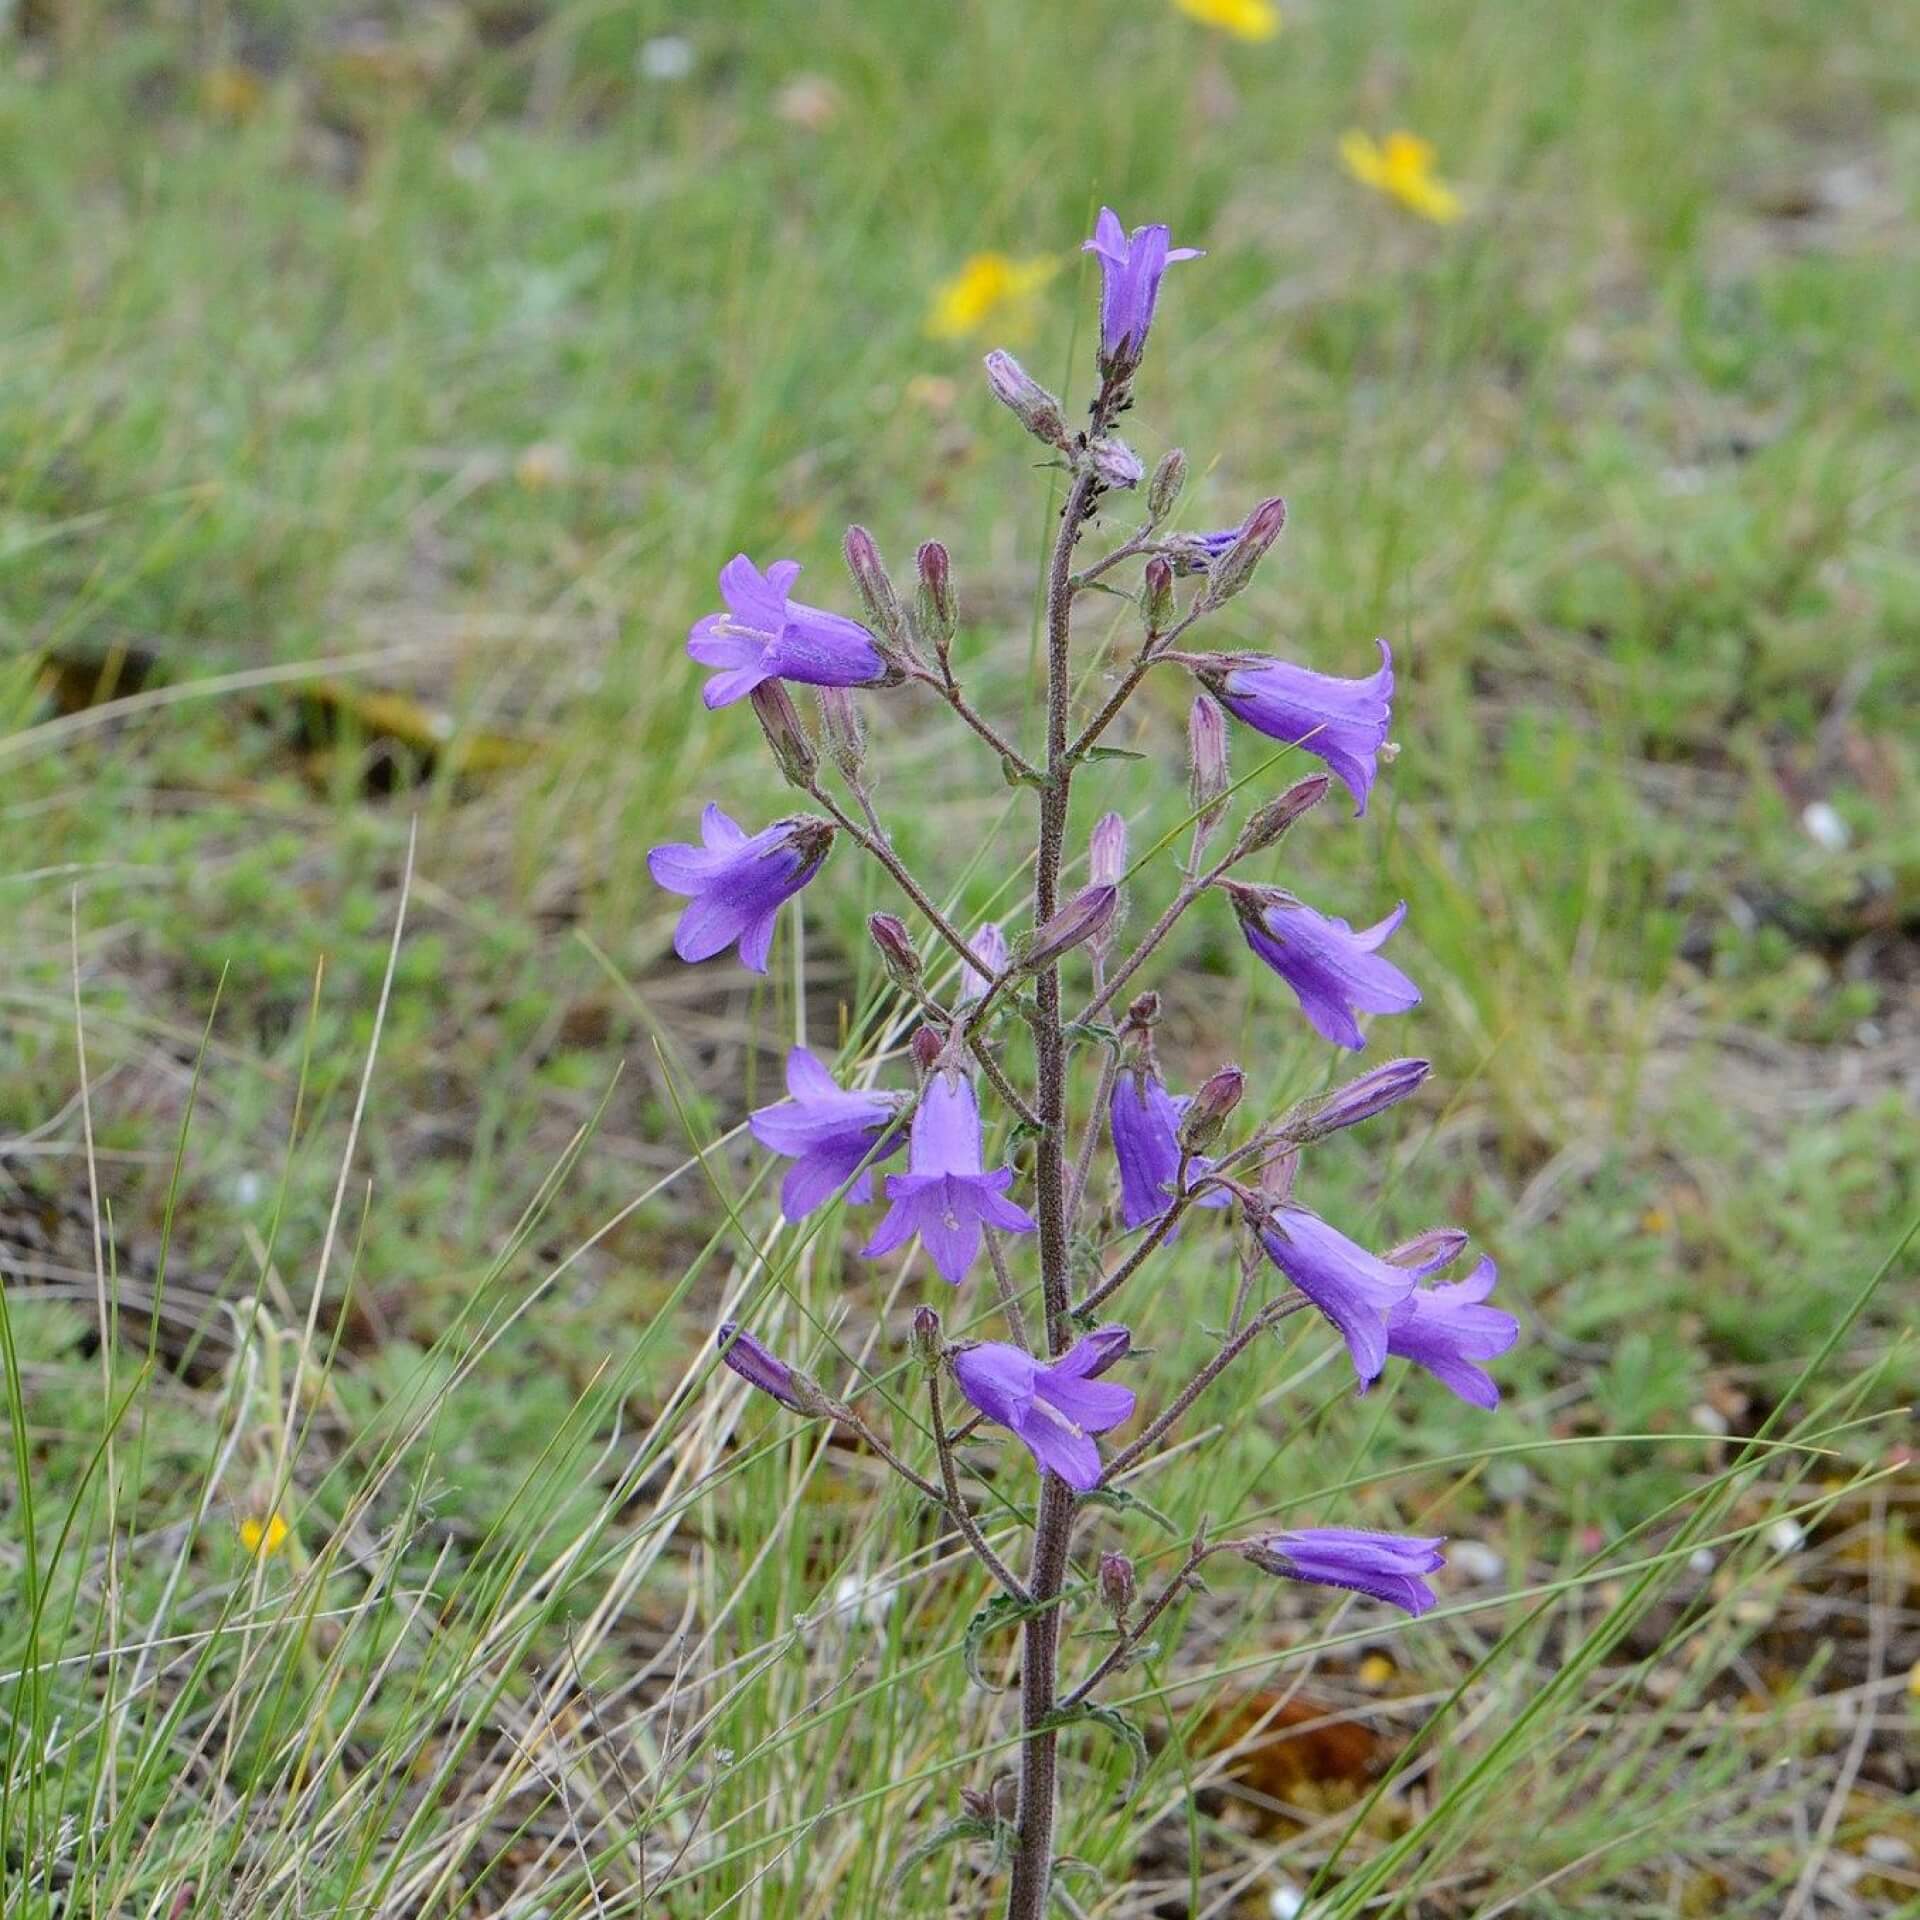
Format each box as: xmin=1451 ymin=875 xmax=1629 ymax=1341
xmin=240 ymin=1512 xmax=289 ymax=1558
xmin=1340 ymin=130 xmax=1463 ymax=224
xmin=1174 ymin=0 xmax=1281 ymax=39
xmin=925 ymin=254 xmax=1058 ymax=342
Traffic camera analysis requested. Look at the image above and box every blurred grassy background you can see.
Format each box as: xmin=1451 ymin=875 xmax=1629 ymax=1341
xmin=2 ymin=2 xmax=1916 ymax=1915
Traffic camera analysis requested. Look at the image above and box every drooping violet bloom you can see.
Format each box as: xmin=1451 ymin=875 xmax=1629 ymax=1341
xmin=1240 ymin=1528 xmax=1446 ymax=1617
xmin=1203 ymin=641 xmax=1395 ymax=815
xmin=951 ymin=1330 xmax=1138 ymax=1490
xmin=687 ymin=554 xmax=888 ymax=709
xmin=1082 ymin=207 xmax=1202 ymax=374
xmin=648 ymin=806 xmax=833 ymax=973
xmin=715 ymin=1321 xmax=807 ymax=1412
xmin=1385 ymin=1256 xmax=1519 ymax=1410
xmin=958 ymin=922 xmax=1008 ymax=1002
xmin=748 ymin=1047 xmax=906 ymax=1221
xmin=1259 ymin=1206 xmax=1418 ymax=1387
xmin=862 ymin=1069 xmax=1036 ymax=1284
xmin=1072 ymin=1322 xmax=1137 ymax=1376
xmin=1109 ymin=1066 xmax=1232 ymax=1232
xmin=1226 ymin=884 xmax=1421 ymax=1052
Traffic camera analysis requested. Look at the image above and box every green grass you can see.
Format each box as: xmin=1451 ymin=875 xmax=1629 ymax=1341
xmin=3 ymin=1 xmax=1918 ymax=1914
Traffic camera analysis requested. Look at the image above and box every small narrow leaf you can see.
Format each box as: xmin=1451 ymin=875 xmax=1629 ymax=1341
xmin=963 ymin=1591 xmax=1030 ymax=1692
xmin=889 ymin=1816 xmax=997 ymax=1887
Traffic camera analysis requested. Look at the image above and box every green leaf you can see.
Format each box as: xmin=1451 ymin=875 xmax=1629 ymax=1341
xmin=1075 ymin=1484 xmax=1177 ymax=1533
xmin=889 ymin=1816 xmax=997 ymax=1887
xmin=963 ymin=1591 xmax=1030 ymax=1692
xmin=1001 ymin=756 xmax=1050 ymax=790
xmin=1084 ymin=743 xmax=1147 ymax=762
xmin=1036 ymin=1700 xmax=1150 ymax=1800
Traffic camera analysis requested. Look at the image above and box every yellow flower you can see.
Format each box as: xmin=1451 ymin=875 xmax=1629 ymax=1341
xmin=1173 ymin=0 xmax=1282 ymax=40
xmin=240 ymin=1512 xmax=290 ymax=1558
xmin=925 ymin=254 xmax=1058 ymax=342
xmin=1340 ymin=130 xmax=1464 ymax=224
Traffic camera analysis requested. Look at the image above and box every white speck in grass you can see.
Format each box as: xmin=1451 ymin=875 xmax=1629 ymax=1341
xmin=233 ymin=1171 xmax=263 ymax=1208
xmin=1486 ymin=1460 xmax=1532 ymax=1502
xmin=1450 ymin=1539 xmax=1503 ymax=1585
xmin=1689 ymin=1548 xmax=1716 ymax=1576
xmin=638 ymin=35 xmax=694 ymax=81
xmin=1689 ymin=1403 xmax=1729 ymax=1436
xmin=1766 ymin=1518 xmax=1805 ymax=1555
xmin=830 ymin=1570 xmax=895 ymax=1627
xmin=1269 ymin=1884 xmax=1306 ymax=1919
xmin=1801 ymin=800 xmax=1849 ymax=850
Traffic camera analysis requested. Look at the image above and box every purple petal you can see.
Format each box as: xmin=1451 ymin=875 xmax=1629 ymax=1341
xmin=909 ymin=1071 xmax=985 ymax=1178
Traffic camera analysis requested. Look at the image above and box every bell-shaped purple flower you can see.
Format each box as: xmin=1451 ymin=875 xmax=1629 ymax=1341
xmin=1204 ymin=641 xmax=1395 ymax=815
xmin=951 ymin=1330 xmax=1138 ymax=1490
xmin=861 ymin=1069 xmax=1036 ymax=1285
xmin=1240 ymin=1527 xmax=1446 ymax=1617
xmin=748 ymin=1047 xmax=906 ymax=1222
xmin=1108 ymin=1066 xmax=1232 ymax=1232
xmin=687 ymin=554 xmax=888 ymax=710
xmin=1386 ymin=1255 xmax=1519 ymax=1410
xmin=648 ymin=806 xmax=833 ymax=973
xmin=1227 ymin=884 xmax=1421 ymax=1052
xmin=1260 ymin=1206 xmax=1417 ymax=1387
xmin=1082 ymin=207 xmax=1202 ymax=373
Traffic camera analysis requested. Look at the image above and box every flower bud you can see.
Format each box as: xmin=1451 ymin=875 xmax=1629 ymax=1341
xmin=1098 ymin=1550 xmax=1136 ymax=1626
xmin=1124 ymin=990 xmax=1160 ymax=1032
xmin=816 ymin=686 xmax=867 ymax=785
xmin=989 ymin=1772 xmax=1019 ymax=1821
xmin=959 ymin=1786 xmax=994 ymax=1823
xmin=1087 ymin=436 xmax=1143 ymax=492
xmin=911 ymin=1304 xmax=943 ymax=1369
xmin=1088 ymin=812 xmax=1128 ymax=888
xmin=1076 ymin=1322 xmax=1135 ymax=1376
xmin=716 ymin=1321 xmax=832 ymax=1416
xmin=842 ymin=524 xmax=910 ymax=656
xmin=1143 ymin=554 xmax=1175 ymax=634
xmin=1281 ymin=1058 xmax=1430 ymax=1143
xmin=958 ymin=922 xmax=1007 ymax=1002
xmin=1232 ymin=773 xmax=1330 ymax=857
xmin=1199 ymin=496 xmax=1287 ymax=608
xmin=1187 ymin=693 xmax=1230 ymax=838
xmin=915 ymin=540 xmax=956 ymax=663
xmin=1385 ymin=1227 xmax=1469 ymax=1272
xmin=910 ymin=1024 xmax=944 ymax=1072
xmin=749 ymin=680 xmax=816 ymax=788
xmin=1178 ymin=1065 xmax=1244 ymax=1155
xmin=868 ymin=912 xmax=921 ymax=989
xmin=1259 ymin=1145 xmax=1298 ymax=1208
xmin=1147 ymin=447 xmax=1188 ymax=521
xmin=1017 ymin=884 xmax=1118 ymax=972
xmin=982 ymin=349 xmax=1069 ymax=451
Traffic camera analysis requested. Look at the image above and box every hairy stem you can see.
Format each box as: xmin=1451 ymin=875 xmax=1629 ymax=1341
xmin=911 ymin=665 xmax=1042 ymax=782
xmin=1005 ymin=466 xmax=1100 ymax=1920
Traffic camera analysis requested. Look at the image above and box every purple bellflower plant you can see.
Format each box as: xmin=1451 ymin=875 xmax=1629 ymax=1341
xmin=646 ymin=805 xmax=832 ymax=972
xmin=687 ymin=553 xmax=890 ymax=708
xmin=861 ymin=1066 xmax=1037 ymax=1285
xmin=951 ymin=1332 xmax=1138 ymax=1490
xmin=1226 ymin=882 xmax=1422 ymax=1049
xmin=1196 ymin=639 xmax=1396 ymax=815
xmin=748 ymin=1047 xmax=906 ymax=1222
xmin=1083 ymin=207 xmax=1202 ymax=375
xmin=1238 ymin=1528 xmax=1447 ymax=1617
xmin=651 ymin=206 xmax=1521 ymax=1920
xmin=1108 ymin=1065 xmax=1232 ymax=1232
